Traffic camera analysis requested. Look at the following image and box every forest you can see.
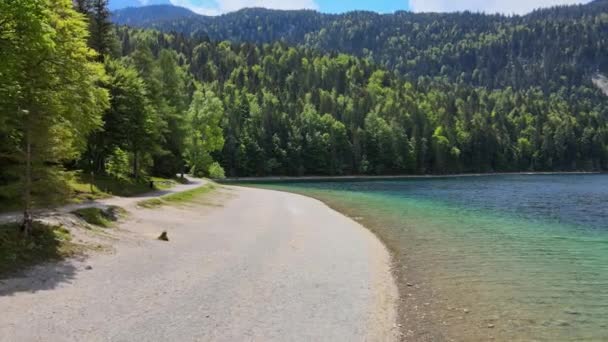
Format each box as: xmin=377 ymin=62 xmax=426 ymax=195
xmin=1 ymin=0 xmax=608 ymax=221
xmin=113 ymin=1 xmax=608 ymax=92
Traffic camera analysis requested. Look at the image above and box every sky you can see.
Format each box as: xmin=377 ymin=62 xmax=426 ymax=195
xmin=141 ymin=0 xmax=593 ymax=15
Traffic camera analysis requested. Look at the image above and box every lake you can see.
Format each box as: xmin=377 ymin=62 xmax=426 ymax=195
xmin=239 ymin=174 xmax=608 ymax=341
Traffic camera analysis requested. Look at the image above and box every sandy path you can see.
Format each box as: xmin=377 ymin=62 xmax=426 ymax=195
xmin=0 ymin=186 xmax=398 ymax=341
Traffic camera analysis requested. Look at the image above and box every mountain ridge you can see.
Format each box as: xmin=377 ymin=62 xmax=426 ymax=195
xmin=109 ymin=0 xmax=172 ymax=11
xmin=112 ymin=2 xmax=608 ymax=94
xmin=111 ymin=5 xmax=196 ymax=25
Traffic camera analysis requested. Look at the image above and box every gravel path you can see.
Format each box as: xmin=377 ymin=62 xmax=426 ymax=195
xmin=0 ymin=186 xmax=398 ymax=341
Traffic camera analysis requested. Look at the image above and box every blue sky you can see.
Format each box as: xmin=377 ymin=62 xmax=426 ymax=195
xmin=319 ymin=0 xmax=408 ymax=13
xmin=150 ymin=0 xmax=592 ymax=15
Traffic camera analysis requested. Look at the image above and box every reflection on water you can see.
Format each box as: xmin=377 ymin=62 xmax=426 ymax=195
xmin=243 ymin=175 xmax=608 ymax=341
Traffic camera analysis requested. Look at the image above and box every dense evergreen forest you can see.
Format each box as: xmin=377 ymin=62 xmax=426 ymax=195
xmin=113 ymin=1 xmax=608 ymax=92
xmin=1 ymin=0 xmax=608 ymax=225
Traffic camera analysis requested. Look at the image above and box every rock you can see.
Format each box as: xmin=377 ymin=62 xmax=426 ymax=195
xmin=406 ymin=282 xmax=414 ymax=287
xmin=463 ymin=308 xmax=470 ymax=314
xmin=487 ymin=324 xmax=495 ymax=328
xmin=158 ymin=231 xmax=169 ymax=241
xmin=85 ymin=265 xmax=93 ymax=270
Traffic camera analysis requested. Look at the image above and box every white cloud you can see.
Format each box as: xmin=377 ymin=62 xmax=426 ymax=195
xmin=170 ymin=0 xmax=318 ymax=15
xmin=409 ymin=0 xmax=592 ymax=15
xmin=169 ymin=0 xmax=221 ymax=15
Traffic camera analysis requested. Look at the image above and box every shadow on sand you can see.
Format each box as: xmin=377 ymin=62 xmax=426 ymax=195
xmin=0 ymin=260 xmax=79 ymax=297
xmin=0 ymin=223 xmax=81 ymax=297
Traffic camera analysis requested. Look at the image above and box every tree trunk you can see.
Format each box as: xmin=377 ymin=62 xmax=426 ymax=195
xmin=22 ymin=122 xmax=33 ymax=236
xmin=133 ymin=150 xmax=139 ymax=180
xmin=90 ymin=169 xmax=95 ymax=194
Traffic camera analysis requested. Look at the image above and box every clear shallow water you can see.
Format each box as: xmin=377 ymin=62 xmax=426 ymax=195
xmin=241 ymin=175 xmax=608 ymax=341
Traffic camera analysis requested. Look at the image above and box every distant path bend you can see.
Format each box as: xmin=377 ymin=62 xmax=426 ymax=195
xmin=0 ymin=185 xmax=398 ymax=341
xmin=0 ymin=176 xmax=207 ymax=225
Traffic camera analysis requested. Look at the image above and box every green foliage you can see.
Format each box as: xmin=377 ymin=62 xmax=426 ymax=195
xmin=0 ymin=0 xmax=109 ymax=213
xmin=73 ymin=208 xmax=112 ymax=227
xmin=102 ymin=59 xmax=160 ymax=178
xmin=184 ymin=89 xmax=225 ymax=177
xmin=208 ymin=162 xmax=226 ymax=179
xmin=72 ymin=207 xmax=123 ymax=228
xmin=106 ymin=148 xmax=131 ymax=180
xmin=70 ymin=172 xmax=162 ymax=198
xmin=101 ymin=25 xmax=608 ymax=176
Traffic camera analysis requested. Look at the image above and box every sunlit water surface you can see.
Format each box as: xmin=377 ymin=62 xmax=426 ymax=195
xmin=241 ymin=175 xmax=608 ymax=341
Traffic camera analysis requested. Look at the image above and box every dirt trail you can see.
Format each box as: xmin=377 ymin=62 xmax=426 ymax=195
xmin=0 ymin=185 xmax=398 ymax=341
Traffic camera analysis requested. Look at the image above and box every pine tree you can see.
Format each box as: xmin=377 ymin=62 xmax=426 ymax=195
xmin=89 ymin=0 xmax=114 ymax=61
xmin=0 ymin=0 xmax=109 ymax=233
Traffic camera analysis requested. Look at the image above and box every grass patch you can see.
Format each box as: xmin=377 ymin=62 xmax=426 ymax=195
xmin=0 ymin=222 xmax=77 ymax=277
xmin=72 ymin=206 xmax=125 ymax=228
xmin=138 ymin=183 xmax=216 ymax=208
xmin=70 ymin=173 xmax=150 ymax=199
xmin=138 ymin=198 xmax=164 ymax=209
xmin=0 ymin=172 xmax=183 ymax=214
xmin=150 ymin=176 xmax=187 ymax=189
xmin=70 ymin=172 xmax=180 ymax=201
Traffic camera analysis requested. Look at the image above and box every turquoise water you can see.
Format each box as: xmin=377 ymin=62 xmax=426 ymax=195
xmin=242 ymin=175 xmax=608 ymax=341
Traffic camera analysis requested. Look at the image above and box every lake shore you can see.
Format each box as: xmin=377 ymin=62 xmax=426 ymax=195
xmin=241 ymin=174 xmax=608 ymax=341
xmin=220 ymin=171 xmax=602 ymax=183
xmin=238 ymin=185 xmax=448 ymax=340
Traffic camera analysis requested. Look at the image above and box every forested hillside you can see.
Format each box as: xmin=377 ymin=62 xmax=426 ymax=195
xmin=2 ymin=0 xmax=608 ymax=224
xmin=117 ymin=29 xmax=607 ymax=176
xmin=112 ymin=2 xmax=608 ymax=92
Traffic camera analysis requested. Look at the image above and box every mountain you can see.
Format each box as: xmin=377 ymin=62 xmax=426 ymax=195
xmin=108 ymin=0 xmax=172 ymax=11
xmin=111 ymin=3 xmax=608 ymax=94
xmin=111 ymin=5 xmax=196 ymax=25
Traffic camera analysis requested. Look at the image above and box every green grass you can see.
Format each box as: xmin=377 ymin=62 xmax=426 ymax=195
xmin=70 ymin=173 xmax=151 ymax=199
xmin=69 ymin=172 xmax=181 ymax=201
xmin=138 ymin=183 xmax=216 ymax=208
xmin=0 ymin=172 xmax=183 ymax=214
xmin=151 ymin=176 xmax=188 ymax=189
xmin=0 ymin=222 xmax=77 ymax=277
xmin=73 ymin=206 xmax=126 ymax=228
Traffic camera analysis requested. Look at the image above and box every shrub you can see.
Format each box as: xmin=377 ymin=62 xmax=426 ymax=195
xmin=208 ymin=162 xmax=226 ymax=179
xmin=106 ymin=148 xmax=131 ymax=180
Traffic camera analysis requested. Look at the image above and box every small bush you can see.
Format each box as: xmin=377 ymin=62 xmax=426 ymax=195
xmin=106 ymin=148 xmax=131 ymax=180
xmin=208 ymin=162 xmax=226 ymax=179
xmin=72 ymin=206 xmax=124 ymax=227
